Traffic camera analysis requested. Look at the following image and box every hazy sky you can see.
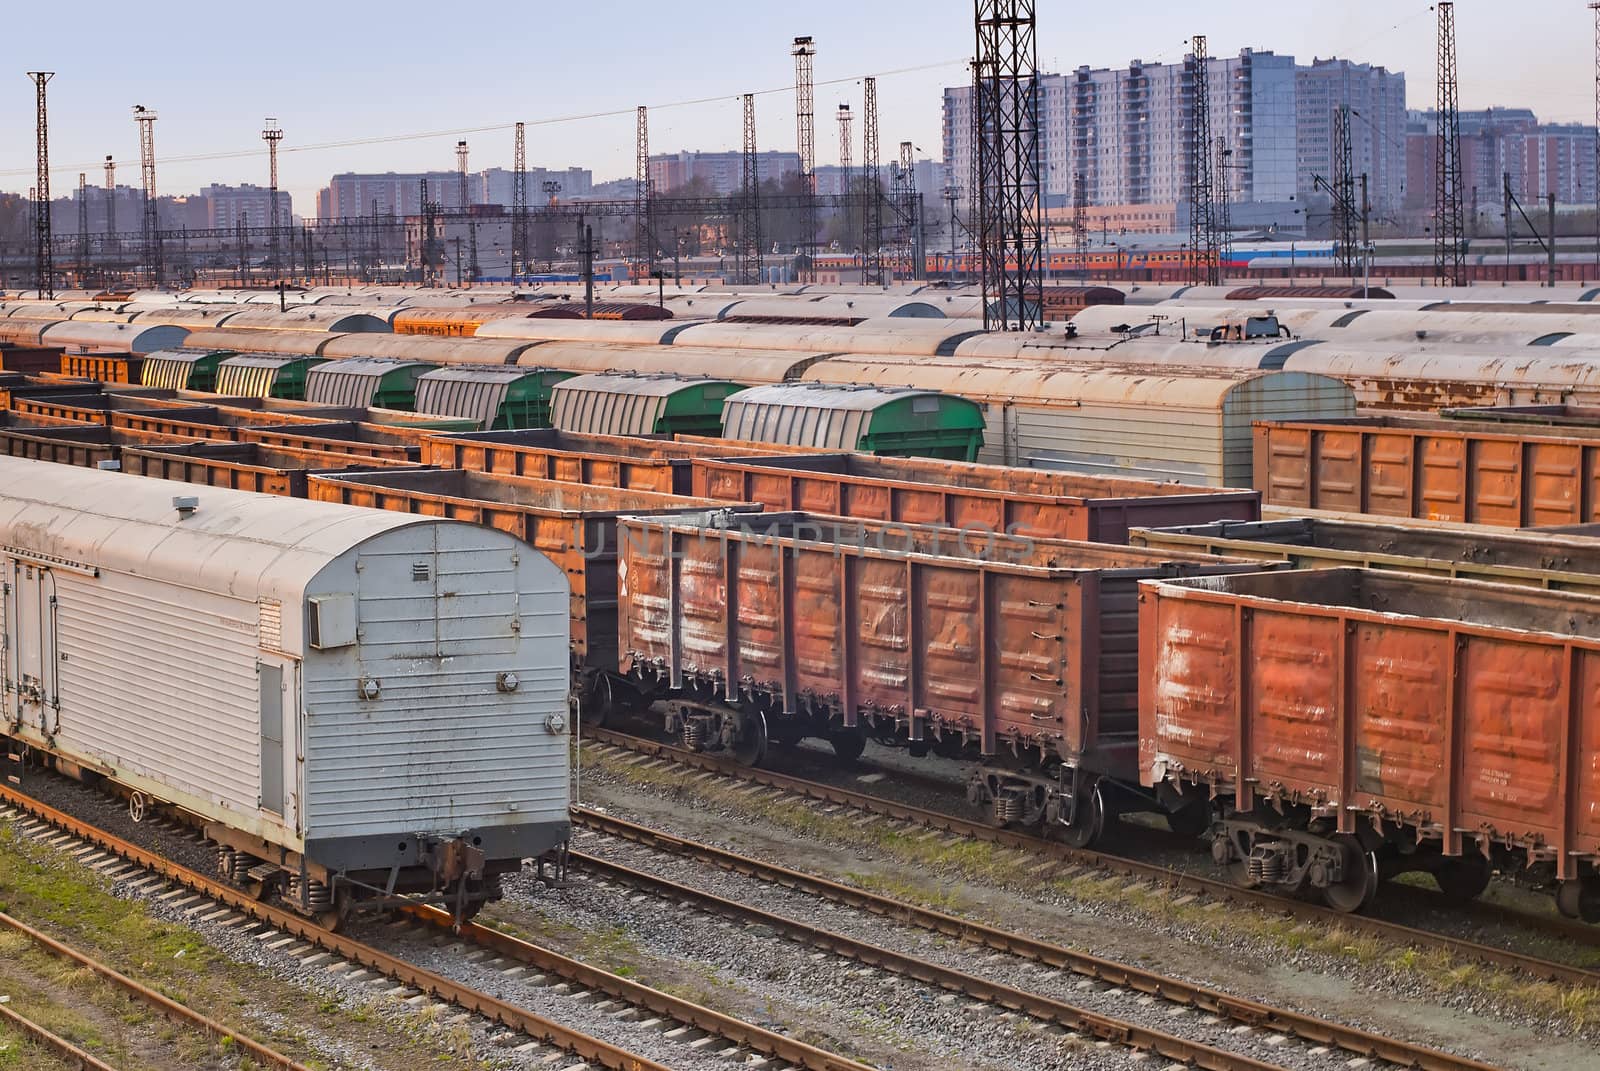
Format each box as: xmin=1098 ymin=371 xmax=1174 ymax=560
xmin=1 ymin=1 xmax=1593 ymax=212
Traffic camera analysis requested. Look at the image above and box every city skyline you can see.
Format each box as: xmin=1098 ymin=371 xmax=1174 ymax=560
xmin=2 ymin=0 xmax=1596 ymax=214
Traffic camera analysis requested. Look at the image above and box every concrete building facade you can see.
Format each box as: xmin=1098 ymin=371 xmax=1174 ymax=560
xmin=942 ymin=49 xmax=1405 ymax=218
xmin=648 ymin=151 xmax=801 ymax=195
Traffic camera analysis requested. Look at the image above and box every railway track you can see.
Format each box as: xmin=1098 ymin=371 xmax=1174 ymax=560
xmin=0 ymin=998 xmax=121 ymax=1071
xmin=0 ymin=779 xmax=862 ymax=1071
xmin=585 ymin=728 xmax=1600 ymax=991
xmin=0 ymin=906 xmax=310 ymax=1070
xmin=570 ymin=807 xmax=1498 ymax=1071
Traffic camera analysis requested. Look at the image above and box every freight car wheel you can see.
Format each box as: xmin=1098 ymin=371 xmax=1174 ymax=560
xmin=1322 ymin=839 xmax=1380 ymax=914
xmin=1435 ymin=855 xmax=1492 ymax=904
xmin=732 ymin=712 xmax=769 ymax=767
xmin=827 ymin=730 xmax=866 ymax=763
xmin=1052 ymin=785 xmax=1106 ymax=850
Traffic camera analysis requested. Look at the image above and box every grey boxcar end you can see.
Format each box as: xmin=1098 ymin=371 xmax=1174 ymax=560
xmin=0 ymin=456 xmax=571 ymax=926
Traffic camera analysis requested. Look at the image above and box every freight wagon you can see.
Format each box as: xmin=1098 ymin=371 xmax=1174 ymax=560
xmin=616 ymin=510 xmax=1266 ymax=842
xmin=719 ymin=383 xmax=986 ymax=461
xmin=425 ymin=428 xmax=792 ymax=495
xmin=551 ymin=373 xmax=744 ymax=438
xmin=0 ymin=457 xmax=572 ymax=926
xmin=413 ymin=366 xmax=574 ymax=430
xmin=1139 ymin=568 xmax=1600 ymax=921
xmin=304 ymin=467 xmax=748 ymax=712
xmin=139 ymin=348 xmax=236 ymax=392
xmin=1252 ymin=414 xmax=1600 ymax=527
xmin=1129 ymin=515 xmax=1600 ymax=594
xmin=304 ymin=357 xmax=437 ymax=410
xmin=690 ymin=453 xmax=1261 ymax=543
xmin=120 ymin=441 xmax=416 ymax=497
xmin=214 ymin=354 xmax=328 ymax=399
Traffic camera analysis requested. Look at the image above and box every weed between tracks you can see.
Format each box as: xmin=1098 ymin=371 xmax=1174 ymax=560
xmin=0 ymin=821 xmax=500 ymax=1069
xmin=582 ymin=743 xmax=1600 ymax=1032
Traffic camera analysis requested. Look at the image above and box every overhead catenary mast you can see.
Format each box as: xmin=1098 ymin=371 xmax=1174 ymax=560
xmin=134 ymin=105 xmax=162 ymax=289
xmin=973 ymin=1 xmax=1043 ymax=329
xmin=29 ymin=72 xmax=55 ymax=298
xmin=634 ymin=105 xmax=653 ymax=281
xmin=1433 ymin=1 xmax=1466 ymax=286
xmin=1187 ymin=36 xmax=1219 ymax=286
xmin=862 ymin=76 xmax=884 ymax=286
xmin=793 ymin=36 xmax=818 ymax=282
xmin=262 ymin=118 xmax=284 ymax=280
xmin=737 ymin=92 xmax=763 ymax=285
xmin=512 ymin=122 xmax=528 ymax=280
xmin=837 ymin=104 xmax=854 ymax=263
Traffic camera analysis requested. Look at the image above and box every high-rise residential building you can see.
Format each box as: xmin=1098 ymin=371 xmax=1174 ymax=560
xmin=943 ymin=48 xmax=1406 ymax=222
xmin=320 ymin=172 xmax=462 ymax=220
xmin=198 ymin=183 xmax=293 ymax=229
xmin=1405 ymin=108 xmax=1597 ymax=218
xmin=479 ymin=166 xmax=594 ymax=206
xmin=648 ymin=151 xmax=801 ymax=196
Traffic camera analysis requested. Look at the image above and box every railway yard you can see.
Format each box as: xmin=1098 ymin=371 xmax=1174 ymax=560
xmin=5 ymin=278 xmax=1600 ymax=1071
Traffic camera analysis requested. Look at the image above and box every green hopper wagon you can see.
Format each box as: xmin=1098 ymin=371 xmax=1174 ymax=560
xmin=140 ymin=348 xmax=236 ymax=393
xmin=215 ymin=353 xmax=329 ymax=400
xmin=304 ymin=357 xmax=438 ymax=411
xmin=719 ymin=382 xmax=985 ymax=461
xmin=413 ymin=365 xmax=575 ymax=431
xmin=550 ymin=372 xmax=743 ymax=438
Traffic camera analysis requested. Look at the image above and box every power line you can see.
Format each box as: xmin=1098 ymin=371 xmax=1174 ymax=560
xmin=0 ymin=57 xmax=967 ymax=182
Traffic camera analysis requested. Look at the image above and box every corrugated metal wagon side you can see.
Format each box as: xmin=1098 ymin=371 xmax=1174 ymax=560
xmin=1138 ymin=567 xmax=1600 ymax=920
xmin=690 ymin=453 xmax=1260 ymax=543
xmin=305 ymin=467 xmax=749 ymax=715
xmin=1253 ymin=415 xmax=1600 ymax=527
xmin=617 ymin=509 xmax=1269 ymax=842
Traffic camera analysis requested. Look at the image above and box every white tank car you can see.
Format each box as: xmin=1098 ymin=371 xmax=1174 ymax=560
xmin=0 ymin=457 xmax=570 ymax=925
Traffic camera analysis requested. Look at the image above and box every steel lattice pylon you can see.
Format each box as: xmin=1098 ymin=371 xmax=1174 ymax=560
xmin=1332 ymin=105 xmax=1357 ymax=276
xmin=77 ymin=172 xmax=89 ymax=283
xmin=134 ymin=105 xmax=161 ymax=289
xmin=512 ymin=123 xmax=528 ymax=280
xmin=793 ymin=36 xmax=818 ymax=283
xmin=634 ymin=106 xmax=653 ymax=281
xmin=1590 ymin=3 xmax=1598 ymax=278
xmin=1433 ymin=1 xmax=1466 ymax=286
xmin=862 ymin=76 xmax=883 ymax=286
xmin=1072 ymin=171 xmax=1087 ymax=279
xmin=737 ymin=93 xmax=763 ymax=285
xmin=29 ymin=73 xmax=54 ymax=298
xmin=973 ymin=1 xmax=1043 ymax=330
xmin=1187 ymin=37 xmax=1219 ymax=286
xmin=103 ymin=156 xmax=117 ymax=262
xmin=262 ymin=118 xmax=283 ymax=279
xmin=891 ymin=141 xmax=923 ymax=279
xmin=837 ymin=104 xmax=854 ymax=265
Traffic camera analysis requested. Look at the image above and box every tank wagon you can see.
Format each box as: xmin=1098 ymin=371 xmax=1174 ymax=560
xmin=0 ymin=457 xmax=571 ymax=926
xmin=719 ymin=383 xmax=985 ymax=461
xmin=1139 ymin=568 xmax=1600 ymax=921
xmin=615 ymin=509 xmax=1267 ymax=842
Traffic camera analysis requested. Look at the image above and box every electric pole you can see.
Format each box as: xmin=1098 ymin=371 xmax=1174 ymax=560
xmin=634 ymin=105 xmax=653 ymax=281
xmin=1434 ymin=1 xmax=1466 ymax=286
xmin=262 ymin=118 xmax=283 ymax=281
xmin=134 ymin=105 xmax=162 ymax=288
xmin=512 ymin=121 xmax=528 ymax=280
xmin=738 ymin=92 xmax=763 ymax=285
xmin=1187 ymin=36 xmax=1219 ymax=285
xmin=29 ymin=72 xmax=55 ymax=298
xmin=973 ymin=1 xmax=1044 ymax=329
xmin=862 ymin=76 xmax=884 ymax=286
xmin=793 ymin=36 xmax=818 ymax=282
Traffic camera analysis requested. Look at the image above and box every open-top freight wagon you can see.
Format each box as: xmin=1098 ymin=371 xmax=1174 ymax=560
xmin=690 ymin=452 xmax=1261 ymax=543
xmin=1139 ymin=568 xmax=1600 ymax=920
xmin=616 ymin=509 xmax=1271 ymax=844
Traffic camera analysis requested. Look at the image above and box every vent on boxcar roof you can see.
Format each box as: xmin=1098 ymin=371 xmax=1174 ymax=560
xmin=412 ymin=562 xmax=431 ymax=582
xmin=257 ymin=598 xmax=283 ymax=652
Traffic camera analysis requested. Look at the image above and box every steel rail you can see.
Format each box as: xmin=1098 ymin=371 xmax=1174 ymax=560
xmin=0 ymin=783 xmax=670 ymax=1071
xmin=0 ymin=908 xmax=310 ymax=1071
xmin=586 ymin=729 xmax=1600 ymax=990
xmin=569 ymin=845 xmax=1288 ymax=1071
xmin=400 ymin=902 xmax=875 ymax=1071
xmin=0 ymin=1000 xmax=122 ymax=1071
xmin=574 ymin=806 xmax=1498 ymax=1071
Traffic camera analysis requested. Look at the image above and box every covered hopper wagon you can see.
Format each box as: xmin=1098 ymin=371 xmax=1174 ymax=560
xmin=719 ymin=383 xmax=986 ymax=461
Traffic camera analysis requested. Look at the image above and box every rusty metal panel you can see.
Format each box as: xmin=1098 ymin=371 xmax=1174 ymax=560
xmin=1141 ymin=568 xmax=1600 ymax=875
xmin=423 ymin=429 xmax=773 ymax=495
xmin=120 ymin=442 xmax=415 ymax=498
xmin=1257 ymin=416 xmax=1600 ymax=527
xmin=237 ymin=423 xmax=420 ymax=462
xmin=108 ymin=408 xmax=238 ymax=441
xmin=792 ymin=543 xmax=845 ymax=703
xmin=689 ymin=455 xmax=1259 ymax=543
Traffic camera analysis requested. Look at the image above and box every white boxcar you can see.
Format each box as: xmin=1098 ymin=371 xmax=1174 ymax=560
xmin=0 ymin=456 xmax=570 ymax=923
